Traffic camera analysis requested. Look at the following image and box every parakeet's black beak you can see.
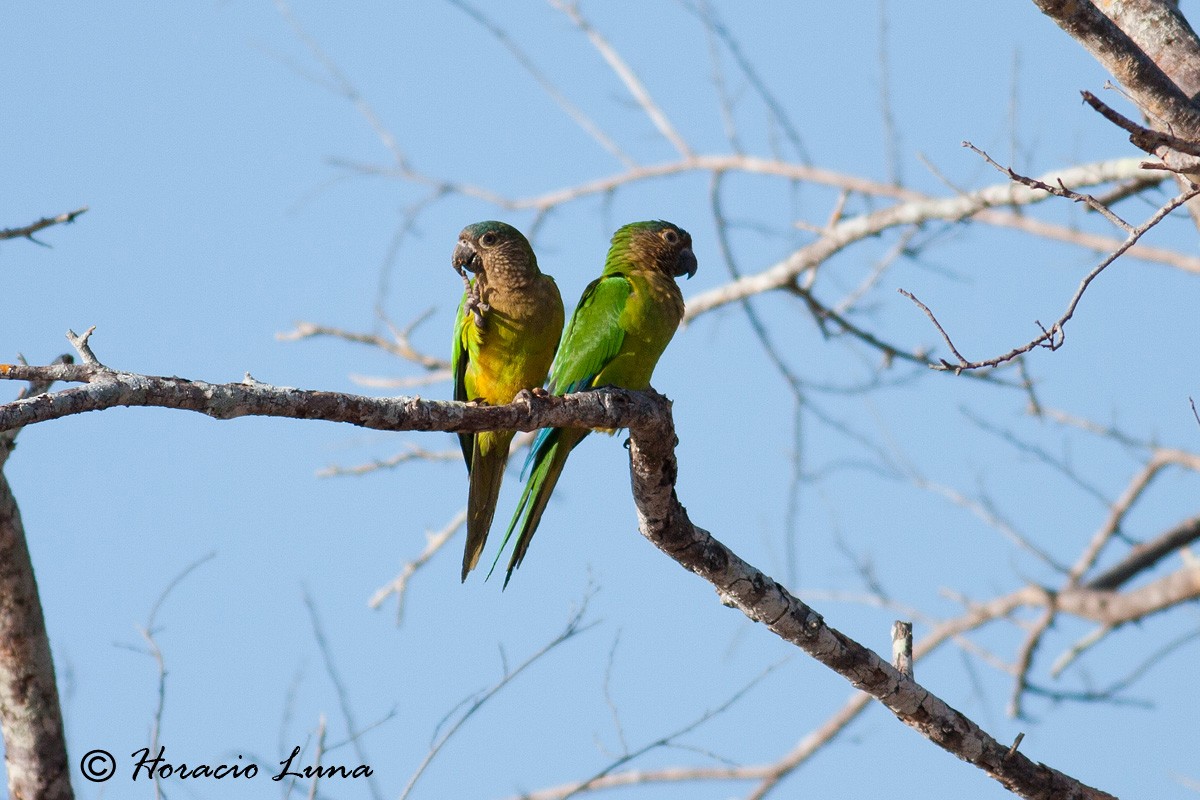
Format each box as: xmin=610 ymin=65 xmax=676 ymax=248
xmin=674 ymin=246 xmax=698 ymax=279
xmin=452 ymin=239 xmax=483 ymax=274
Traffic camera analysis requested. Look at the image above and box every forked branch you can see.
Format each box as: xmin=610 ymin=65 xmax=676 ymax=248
xmin=0 ymin=345 xmax=1114 ymax=800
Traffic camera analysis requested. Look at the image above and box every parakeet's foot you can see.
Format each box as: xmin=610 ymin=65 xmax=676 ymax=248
xmin=529 ymin=387 xmax=551 ymax=398
xmin=463 ymin=294 xmax=491 ymax=329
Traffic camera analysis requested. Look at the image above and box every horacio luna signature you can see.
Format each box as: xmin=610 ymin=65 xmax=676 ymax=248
xmin=130 ymin=745 xmax=373 ymax=781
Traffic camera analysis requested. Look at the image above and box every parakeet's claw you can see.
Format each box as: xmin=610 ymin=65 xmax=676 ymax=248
xmin=462 ymin=290 xmax=490 ymax=329
xmin=471 ymin=301 xmax=490 ymax=329
xmin=529 ymin=386 xmax=550 ymax=398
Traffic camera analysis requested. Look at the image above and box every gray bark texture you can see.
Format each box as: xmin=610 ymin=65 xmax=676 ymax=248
xmin=0 ymin=447 xmax=73 ymax=799
xmin=0 ymin=360 xmax=1121 ymax=799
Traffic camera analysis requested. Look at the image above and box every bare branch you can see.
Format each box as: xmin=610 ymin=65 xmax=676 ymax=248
xmin=0 ymin=373 xmax=72 ymax=799
xmin=1086 ymin=514 xmax=1200 ymax=591
xmin=317 ymin=445 xmax=460 ymax=478
xmin=686 ymin=157 xmax=1197 ymax=321
xmin=400 ymin=598 xmax=595 ymax=800
xmin=444 ymin=0 xmax=635 ymax=168
xmin=556 ymin=662 xmax=782 ymax=800
xmin=278 ymin=317 xmax=450 ymax=372
xmin=682 ymin=1 xmax=809 ymax=161
xmin=302 ymin=590 xmax=384 ymax=800
xmin=1032 ymin=0 xmax=1200 ymax=137
xmin=1082 ymin=89 xmax=1200 ymax=160
xmin=625 ymin=414 xmax=1114 ymax=799
xmin=901 ymin=183 xmax=1200 ymax=371
xmin=0 ymin=207 xmax=88 ymax=245
xmin=1009 ymin=605 xmax=1055 ymax=719
xmin=367 ymin=509 xmax=467 ymax=623
xmin=965 ymin=141 xmax=1132 ymax=228
xmin=0 ymin=349 xmax=1155 ymax=798
xmin=272 ymin=0 xmax=406 ymax=170
xmin=548 ymin=0 xmax=692 ymax=158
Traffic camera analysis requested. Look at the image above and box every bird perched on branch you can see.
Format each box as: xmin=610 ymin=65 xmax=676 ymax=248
xmin=452 ymin=221 xmax=564 ymax=581
xmin=495 ymin=220 xmax=697 ymax=586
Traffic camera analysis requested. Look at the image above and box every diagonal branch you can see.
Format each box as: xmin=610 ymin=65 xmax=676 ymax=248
xmin=625 ymin=415 xmax=1114 ymax=799
xmin=444 ymin=0 xmax=636 ymax=168
xmin=899 ymin=183 xmax=1200 ymax=371
xmin=1032 ymin=0 xmax=1200 ymax=137
xmin=548 ymin=0 xmax=693 ymax=158
xmin=0 ymin=207 xmax=88 ymax=245
xmin=684 ymin=157 xmax=1196 ymax=321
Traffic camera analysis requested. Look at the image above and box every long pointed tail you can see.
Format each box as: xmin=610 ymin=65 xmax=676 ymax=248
xmin=493 ymin=428 xmax=586 ymax=587
xmin=461 ymin=431 xmax=512 ymax=581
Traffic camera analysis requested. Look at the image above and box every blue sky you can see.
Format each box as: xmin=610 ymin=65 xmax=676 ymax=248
xmin=3 ymin=3 xmax=1198 ymax=798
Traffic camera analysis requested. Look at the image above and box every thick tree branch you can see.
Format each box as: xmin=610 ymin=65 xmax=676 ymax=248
xmin=0 ymin=353 xmax=1118 ymax=799
xmin=0 ymin=362 xmax=661 ymax=435
xmin=1085 ymin=514 xmax=1200 ymax=591
xmin=0 ymin=368 xmax=74 ymax=800
xmin=0 ymin=475 xmax=72 ymax=800
xmin=1095 ymin=0 xmax=1200 ymax=100
xmin=623 ymin=414 xmax=1113 ymax=799
xmin=1033 ymin=0 xmax=1200 ymax=136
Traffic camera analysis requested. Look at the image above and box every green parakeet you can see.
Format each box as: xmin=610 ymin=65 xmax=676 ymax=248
xmin=452 ymin=221 xmax=564 ymax=581
xmin=495 ymin=220 xmax=697 ymax=586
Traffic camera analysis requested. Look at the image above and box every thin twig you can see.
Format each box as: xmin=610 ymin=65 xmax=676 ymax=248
xmin=399 ymin=596 xmax=596 ymax=800
xmin=1081 ymin=89 xmax=1200 ymax=159
xmin=548 ymin=0 xmax=692 ymax=158
xmin=965 ymin=141 xmax=1131 ymax=229
xmin=367 ymin=509 xmax=467 ymax=623
xmin=444 ymin=0 xmax=635 ymax=168
xmin=306 ymin=714 xmax=327 ymax=800
xmin=557 ymin=661 xmax=784 ymax=800
xmin=896 ymin=289 xmax=970 ymax=371
xmin=317 ymin=445 xmax=459 ymax=478
xmin=901 ymin=184 xmax=1200 ymax=371
xmin=278 ymin=318 xmax=449 ymax=372
xmin=0 ymin=207 xmax=88 ymax=245
xmin=302 ymin=590 xmax=384 ymax=800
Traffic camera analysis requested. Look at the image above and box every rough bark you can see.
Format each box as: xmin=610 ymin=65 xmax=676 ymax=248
xmin=625 ymin=409 xmax=1115 ymax=800
xmin=0 ymin=434 xmax=73 ymax=799
xmin=0 ymin=361 xmax=1133 ymax=799
xmin=1034 ymin=0 xmax=1200 ymax=223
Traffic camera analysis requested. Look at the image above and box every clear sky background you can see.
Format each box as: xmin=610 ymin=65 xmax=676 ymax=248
xmin=3 ymin=3 xmax=1198 ymax=798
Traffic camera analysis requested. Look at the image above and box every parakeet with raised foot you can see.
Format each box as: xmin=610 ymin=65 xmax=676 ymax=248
xmin=495 ymin=220 xmax=697 ymax=586
xmin=452 ymin=221 xmax=564 ymax=581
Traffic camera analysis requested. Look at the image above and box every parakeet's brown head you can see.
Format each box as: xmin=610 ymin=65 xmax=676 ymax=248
xmin=452 ymin=220 xmax=538 ymax=282
xmin=606 ymin=220 xmax=698 ymax=280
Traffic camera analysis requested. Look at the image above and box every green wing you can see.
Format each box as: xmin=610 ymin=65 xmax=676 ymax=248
xmin=493 ymin=275 xmax=632 ymax=585
xmin=550 ymin=274 xmax=632 ymax=394
xmin=451 ymin=289 xmax=474 ymax=469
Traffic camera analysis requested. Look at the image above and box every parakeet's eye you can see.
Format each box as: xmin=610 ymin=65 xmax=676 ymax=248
xmin=661 ymin=229 xmax=680 ymax=245
xmin=480 ymin=232 xmax=499 ymax=247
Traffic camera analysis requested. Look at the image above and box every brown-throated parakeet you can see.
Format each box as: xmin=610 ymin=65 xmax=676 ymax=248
xmin=452 ymin=221 xmax=564 ymax=581
xmin=494 ymin=220 xmax=697 ymax=586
